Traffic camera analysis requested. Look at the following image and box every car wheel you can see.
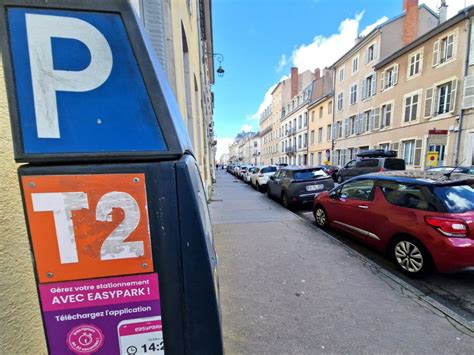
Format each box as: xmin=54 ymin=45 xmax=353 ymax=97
xmin=391 ymin=237 xmax=432 ymax=277
xmin=281 ymin=192 xmax=291 ymax=209
xmin=337 ymin=175 xmax=343 ymax=183
xmin=313 ymin=205 xmax=328 ymax=228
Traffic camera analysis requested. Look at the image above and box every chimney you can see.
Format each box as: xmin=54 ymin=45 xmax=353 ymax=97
xmin=290 ymin=67 xmax=299 ymax=98
xmin=439 ymin=0 xmax=448 ymax=24
xmin=403 ymin=0 xmax=418 ymax=45
xmin=314 ymin=68 xmax=321 ymax=80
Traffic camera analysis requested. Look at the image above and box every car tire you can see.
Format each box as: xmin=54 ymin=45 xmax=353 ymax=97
xmin=390 ymin=236 xmax=432 ymax=277
xmin=313 ymin=205 xmax=328 ymax=228
xmin=256 ymin=182 xmax=261 ymax=192
xmin=281 ymin=192 xmax=292 ymax=209
xmin=337 ymin=175 xmax=344 ymax=184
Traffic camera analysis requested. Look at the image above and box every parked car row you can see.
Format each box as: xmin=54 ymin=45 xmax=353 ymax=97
xmin=227 ymin=150 xmax=474 ymax=278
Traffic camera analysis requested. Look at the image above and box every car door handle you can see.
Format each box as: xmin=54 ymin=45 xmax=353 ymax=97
xmin=357 ymin=205 xmax=368 ymax=209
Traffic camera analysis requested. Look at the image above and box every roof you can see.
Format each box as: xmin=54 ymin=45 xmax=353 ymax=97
xmin=281 ymin=165 xmax=327 ymax=171
xmin=375 ymin=5 xmax=474 ymax=69
xmin=331 ymin=4 xmax=438 ymax=69
xmin=355 ymin=171 xmax=473 ymax=185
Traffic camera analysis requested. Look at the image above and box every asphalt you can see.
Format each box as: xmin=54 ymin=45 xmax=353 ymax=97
xmin=210 ymin=170 xmax=474 ymax=354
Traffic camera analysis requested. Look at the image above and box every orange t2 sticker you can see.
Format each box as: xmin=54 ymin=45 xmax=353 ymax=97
xmin=21 ymin=173 xmax=153 ymax=283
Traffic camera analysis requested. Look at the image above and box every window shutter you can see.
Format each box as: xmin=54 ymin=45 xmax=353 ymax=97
xmin=424 ymin=87 xmax=434 ymax=118
xmin=433 ymin=86 xmax=440 ymax=116
xmin=380 ymin=71 xmax=385 ymax=91
xmin=414 ymin=139 xmax=422 ymax=166
xmin=373 ymin=42 xmax=378 ymax=60
xmin=331 ymin=124 xmax=337 ymax=140
xmin=449 ymin=79 xmax=458 ymax=113
xmin=391 ymin=142 xmax=400 ymax=157
xmin=369 ymin=110 xmax=374 ymax=131
xmin=344 ymin=118 xmax=349 ymax=137
xmin=362 ymin=114 xmax=367 ymax=133
xmin=393 ymin=64 xmax=399 ymax=85
xmin=372 ymin=73 xmax=377 ymax=96
xmin=373 ymin=107 xmax=380 ymax=130
xmin=364 ymin=48 xmax=369 ymax=64
xmin=361 ymin=79 xmax=367 ymax=100
xmin=355 ymin=115 xmax=360 ymax=135
xmin=463 ymin=75 xmax=474 ymax=109
xmin=432 ymin=40 xmax=439 ymax=67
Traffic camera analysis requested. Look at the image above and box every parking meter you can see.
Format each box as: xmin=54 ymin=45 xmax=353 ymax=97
xmin=0 ymin=1 xmax=223 ymax=354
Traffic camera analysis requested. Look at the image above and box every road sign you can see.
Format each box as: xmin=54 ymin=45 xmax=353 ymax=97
xmin=426 ymin=151 xmax=439 ymax=167
xmin=21 ymin=173 xmax=153 ymax=283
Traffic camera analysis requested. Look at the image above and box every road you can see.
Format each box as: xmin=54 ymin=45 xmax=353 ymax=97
xmin=210 ymin=170 xmax=474 ymax=354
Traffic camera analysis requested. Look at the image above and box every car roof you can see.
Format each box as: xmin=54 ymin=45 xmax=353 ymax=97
xmin=355 ymin=170 xmax=473 ymax=186
xmin=281 ymin=165 xmax=324 ymax=171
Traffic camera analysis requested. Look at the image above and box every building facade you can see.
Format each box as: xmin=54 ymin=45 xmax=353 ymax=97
xmin=132 ymin=0 xmax=216 ymax=191
xmin=332 ymin=1 xmax=438 ymax=166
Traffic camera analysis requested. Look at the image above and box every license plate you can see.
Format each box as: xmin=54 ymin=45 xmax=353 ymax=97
xmin=306 ymin=184 xmax=324 ymax=191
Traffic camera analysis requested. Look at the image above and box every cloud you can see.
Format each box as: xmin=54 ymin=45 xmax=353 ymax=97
xmin=421 ymin=0 xmax=474 ymax=19
xmin=241 ymin=123 xmax=253 ymax=133
xmin=360 ymin=16 xmax=388 ymax=37
xmin=216 ymin=137 xmax=234 ymax=161
xmin=275 ymin=54 xmax=288 ymax=72
xmin=249 ymin=75 xmax=289 ymax=122
xmin=291 ymin=12 xmax=364 ymax=73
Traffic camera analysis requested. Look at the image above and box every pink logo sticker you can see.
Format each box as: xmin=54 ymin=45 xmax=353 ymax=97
xmin=67 ymin=324 xmax=104 ymax=354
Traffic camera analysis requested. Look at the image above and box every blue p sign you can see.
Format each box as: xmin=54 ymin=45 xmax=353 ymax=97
xmin=7 ymin=8 xmax=167 ymax=155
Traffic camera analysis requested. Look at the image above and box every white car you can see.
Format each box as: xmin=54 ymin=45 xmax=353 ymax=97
xmin=243 ymin=166 xmax=259 ymax=183
xmin=250 ymin=165 xmax=278 ymax=192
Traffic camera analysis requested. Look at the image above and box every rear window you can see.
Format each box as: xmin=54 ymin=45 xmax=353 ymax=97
xmin=434 ymin=184 xmax=474 ymax=213
xmin=356 ymin=159 xmax=378 ymax=168
xmin=261 ymin=166 xmax=277 ymax=173
xmin=380 ymin=182 xmax=442 ymax=211
xmin=384 ymin=158 xmax=406 ymax=170
xmin=293 ymin=169 xmax=328 ymax=180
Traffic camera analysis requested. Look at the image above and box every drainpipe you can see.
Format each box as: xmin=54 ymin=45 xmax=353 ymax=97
xmin=454 ymin=11 xmax=472 ymax=165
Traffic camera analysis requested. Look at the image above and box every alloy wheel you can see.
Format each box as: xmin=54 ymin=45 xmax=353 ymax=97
xmin=394 ymin=241 xmax=424 ymax=273
xmin=314 ymin=207 xmax=327 ymax=228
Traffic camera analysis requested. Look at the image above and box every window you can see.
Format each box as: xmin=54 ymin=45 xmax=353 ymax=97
xmin=380 ymin=183 xmax=440 ymax=211
xmin=310 ymin=130 xmax=315 ymax=145
xmin=319 ymin=106 xmax=323 ymax=118
xmin=350 ymin=84 xmax=358 ymax=105
xmin=403 ymin=92 xmax=420 ymax=123
xmin=337 ymin=121 xmax=343 ymax=139
xmin=303 ymin=133 xmax=308 ymax=148
xmin=298 ymin=115 xmax=302 ymax=129
xmin=304 ymin=112 xmax=308 ymax=127
xmin=365 ymin=43 xmax=377 ymax=64
xmin=339 ymin=179 xmax=375 ymax=201
xmin=381 ymin=103 xmax=392 ymax=128
xmin=337 ymin=92 xmax=344 ymax=111
xmin=317 ymin=152 xmax=322 ymax=165
xmin=432 ymin=80 xmax=457 ymax=116
xmin=382 ymin=64 xmax=398 ymax=90
xmin=356 ymin=159 xmax=378 ymax=168
xmin=311 ymin=111 xmax=315 ymax=122
xmin=298 ymin=135 xmax=302 ymax=149
xmin=362 ymin=73 xmax=376 ymax=99
xmin=408 ymin=51 xmax=422 ymax=78
xmin=352 ymin=56 xmax=359 ymax=73
xmin=433 ymin=33 xmax=455 ymax=66
xmin=402 ymin=140 xmax=415 ymax=165
xmin=327 ymin=124 xmax=332 ymax=141
xmin=328 ymin=101 xmax=333 ymax=114
xmin=379 ymin=143 xmax=390 ymax=151
xmin=318 ymin=127 xmax=323 ymax=143
xmin=339 ymin=67 xmax=345 ymax=82
xmin=349 ymin=116 xmax=356 ymax=135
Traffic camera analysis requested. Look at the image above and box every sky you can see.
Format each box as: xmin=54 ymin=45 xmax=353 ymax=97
xmin=211 ymin=0 xmax=473 ymax=160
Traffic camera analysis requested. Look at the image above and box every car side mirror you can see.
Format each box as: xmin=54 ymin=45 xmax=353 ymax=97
xmin=270 ymin=176 xmax=275 ymax=180
xmin=340 ymin=193 xmax=348 ymax=199
xmin=329 ymin=191 xmax=338 ymax=199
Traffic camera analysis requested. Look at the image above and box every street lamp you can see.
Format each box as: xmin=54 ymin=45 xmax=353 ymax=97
xmin=206 ymin=52 xmax=225 ymax=78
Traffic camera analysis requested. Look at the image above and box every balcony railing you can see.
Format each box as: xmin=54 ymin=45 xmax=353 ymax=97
xmin=286 ymin=127 xmax=297 ymax=136
xmin=285 ymin=146 xmax=297 ymax=155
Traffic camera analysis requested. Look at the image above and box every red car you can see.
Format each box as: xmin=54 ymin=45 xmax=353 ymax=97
xmin=312 ymin=171 xmax=474 ymax=277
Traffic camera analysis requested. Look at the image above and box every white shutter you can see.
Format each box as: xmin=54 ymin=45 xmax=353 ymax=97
xmin=368 ymin=110 xmax=374 ymax=131
xmin=432 ymin=40 xmax=439 ymax=67
xmin=142 ymin=0 xmax=167 ymax=69
xmin=331 ymin=124 xmax=337 ymax=140
xmin=424 ymin=87 xmax=434 ymax=118
xmin=449 ymin=79 xmax=458 ymax=113
xmin=344 ymin=118 xmax=349 ymax=138
xmin=361 ymin=78 xmax=367 ymax=100
xmin=393 ymin=64 xmax=399 ymax=85
xmin=414 ymin=139 xmax=423 ymax=166
xmin=364 ymin=48 xmax=369 ymax=64
xmin=380 ymin=71 xmax=385 ymax=91
xmin=373 ymin=107 xmax=380 ymax=130
xmin=373 ymin=42 xmax=378 ymax=60
xmin=371 ymin=73 xmax=377 ymax=96
xmin=463 ymin=75 xmax=474 ymax=109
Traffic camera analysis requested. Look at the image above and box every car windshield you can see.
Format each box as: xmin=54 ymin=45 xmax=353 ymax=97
xmin=293 ymin=169 xmax=328 ymax=179
xmin=434 ymin=184 xmax=474 ymax=213
xmin=261 ymin=166 xmax=277 ymax=173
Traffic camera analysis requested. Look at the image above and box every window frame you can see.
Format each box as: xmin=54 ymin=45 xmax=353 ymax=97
xmin=402 ymin=89 xmax=422 ymax=125
xmin=352 ymin=55 xmax=359 ymax=74
xmin=350 ymin=83 xmax=358 ymax=105
xmin=407 ymin=48 xmax=423 ymax=80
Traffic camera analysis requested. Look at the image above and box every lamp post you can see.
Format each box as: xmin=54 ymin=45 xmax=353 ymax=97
xmin=206 ymin=52 xmax=225 ymax=78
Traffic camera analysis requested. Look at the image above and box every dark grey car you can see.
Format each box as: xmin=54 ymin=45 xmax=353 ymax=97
xmin=267 ymin=166 xmax=334 ymax=209
xmin=336 ymin=157 xmax=405 ymax=183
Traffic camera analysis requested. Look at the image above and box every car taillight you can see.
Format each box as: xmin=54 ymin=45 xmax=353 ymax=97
xmin=379 ymin=167 xmax=385 ymax=172
xmin=424 ymin=217 xmax=469 ymax=237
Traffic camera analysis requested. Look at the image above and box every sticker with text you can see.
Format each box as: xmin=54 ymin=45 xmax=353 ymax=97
xmin=118 ymin=317 xmax=164 ymax=354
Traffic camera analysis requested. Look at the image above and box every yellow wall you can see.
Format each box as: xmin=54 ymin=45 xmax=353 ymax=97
xmin=0 ymin=58 xmax=47 ymax=352
xmin=308 ymin=96 xmax=333 ymax=165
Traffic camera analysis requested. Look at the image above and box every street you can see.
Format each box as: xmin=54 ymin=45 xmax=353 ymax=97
xmin=210 ymin=170 xmax=474 ymax=354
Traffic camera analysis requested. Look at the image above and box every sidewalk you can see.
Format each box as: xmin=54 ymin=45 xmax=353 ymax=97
xmin=210 ymin=170 xmax=474 ymax=354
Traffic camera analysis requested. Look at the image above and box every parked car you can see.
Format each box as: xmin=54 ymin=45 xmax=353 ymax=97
xmin=250 ymin=165 xmax=278 ymax=192
xmin=426 ymin=166 xmax=474 ymax=175
xmin=238 ymin=165 xmax=252 ymax=179
xmin=243 ymin=166 xmax=259 ymax=183
xmin=267 ymin=166 xmax=334 ymax=208
xmin=233 ymin=165 xmax=241 ymax=176
xmin=312 ymin=171 xmax=474 ymax=277
xmin=316 ymin=165 xmax=339 ymax=182
xmin=335 ymin=149 xmax=405 ymax=183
